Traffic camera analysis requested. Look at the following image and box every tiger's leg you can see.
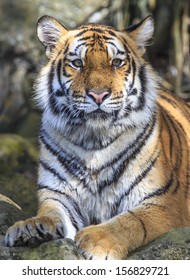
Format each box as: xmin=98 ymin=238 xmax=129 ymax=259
xmin=5 ymin=197 xmax=82 ymax=247
xmin=75 ymin=198 xmax=186 ymax=259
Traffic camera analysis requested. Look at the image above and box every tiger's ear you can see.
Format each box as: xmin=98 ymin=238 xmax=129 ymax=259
xmin=37 ymin=15 xmax=68 ymax=57
xmin=126 ymin=16 xmax=154 ymax=52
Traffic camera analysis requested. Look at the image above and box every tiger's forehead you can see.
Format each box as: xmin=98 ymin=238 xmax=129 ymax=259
xmin=63 ymin=26 xmax=127 ymax=59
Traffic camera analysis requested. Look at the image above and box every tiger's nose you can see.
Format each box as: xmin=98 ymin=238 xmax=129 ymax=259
xmin=87 ymin=89 xmax=111 ymax=104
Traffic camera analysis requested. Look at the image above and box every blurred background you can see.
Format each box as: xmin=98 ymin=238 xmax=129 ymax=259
xmin=0 ymin=0 xmax=189 ymax=215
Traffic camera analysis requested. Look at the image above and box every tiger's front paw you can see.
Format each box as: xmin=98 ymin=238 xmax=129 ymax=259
xmin=5 ymin=216 xmax=64 ymax=247
xmin=75 ymin=224 xmax=128 ymax=260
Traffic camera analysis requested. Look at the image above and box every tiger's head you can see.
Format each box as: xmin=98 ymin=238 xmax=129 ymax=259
xmin=35 ymin=15 xmax=157 ymax=136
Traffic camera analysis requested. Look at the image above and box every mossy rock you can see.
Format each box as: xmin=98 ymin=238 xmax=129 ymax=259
xmin=0 ymin=194 xmax=26 ymax=235
xmin=0 ymin=134 xmax=38 ymax=216
xmin=0 ymin=236 xmax=84 ymax=260
xmin=128 ymin=227 xmax=190 ymax=260
xmin=0 ymin=134 xmax=38 ymax=173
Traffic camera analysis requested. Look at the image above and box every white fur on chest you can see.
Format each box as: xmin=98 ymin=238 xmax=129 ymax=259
xmin=39 ymin=120 xmax=159 ymax=223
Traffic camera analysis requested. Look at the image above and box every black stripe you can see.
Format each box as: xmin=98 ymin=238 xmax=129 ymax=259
xmin=74 ymin=42 xmax=87 ymax=53
xmin=39 ymin=129 xmax=95 ymax=193
xmin=63 ymin=120 xmax=132 ymax=151
xmin=107 ymin=30 xmax=117 ymax=37
xmin=123 ymin=43 xmax=131 ymax=54
xmin=49 ymin=95 xmax=60 ymax=115
xmin=116 ymin=150 xmax=159 ymax=210
xmin=117 ymin=49 xmax=125 ymax=55
xmin=60 ymin=104 xmax=74 ymax=117
xmin=38 ymin=185 xmax=87 ymax=227
xmin=142 ymin=176 xmax=174 ymax=202
xmin=134 ymin=65 xmax=146 ymax=111
xmin=172 ymin=179 xmax=180 ymax=194
xmin=109 ymin=101 xmax=122 ymax=106
xmin=48 ymin=59 xmax=55 ymax=95
xmin=68 ymin=51 xmax=77 ymax=56
xmin=129 ymin=57 xmax=136 ymax=90
xmin=97 ymin=119 xmax=152 ymax=173
xmin=62 ymin=67 xmax=72 ymax=79
xmin=167 ymin=115 xmax=190 ymax=197
xmin=86 ymin=27 xmax=105 ymax=34
xmin=48 ymin=59 xmax=62 ymax=114
xmin=128 ymin=88 xmax=138 ymax=96
xmin=107 ymin=41 xmax=119 ymax=49
xmin=128 ymin=211 xmax=147 ymax=243
xmin=63 ymin=42 xmax=69 ymax=55
xmin=54 ymin=90 xmax=64 ymax=97
xmin=141 ymin=202 xmax=167 ymax=211
xmin=125 ymin=61 xmax=131 ymax=79
xmin=161 ymin=111 xmax=173 ymax=159
xmin=75 ymin=29 xmax=88 ymax=37
xmin=39 ymin=159 xmax=68 ymax=184
xmin=158 ymin=103 xmax=184 ymax=194
xmin=40 ymin=130 xmax=87 ymax=178
xmin=42 ymin=197 xmax=80 ymax=231
xmin=102 ymin=35 xmax=114 ymax=41
xmin=56 ymin=59 xmax=64 ymax=94
xmin=105 ymin=46 xmax=109 ymax=58
xmin=98 ymin=115 xmax=157 ymax=190
xmin=160 ymin=94 xmax=190 ymax=122
xmin=126 ymin=16 xmax=152 ymax=33
xmin=78 ymin=36 xmax=92 ymax=41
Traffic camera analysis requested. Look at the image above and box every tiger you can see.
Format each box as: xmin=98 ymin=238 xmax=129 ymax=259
xmin=5 ymin=15 xmax=190 ymax=260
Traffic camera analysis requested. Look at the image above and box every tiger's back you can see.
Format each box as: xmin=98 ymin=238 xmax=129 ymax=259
xmin=5 ymin=15 xmax=190 ymax=259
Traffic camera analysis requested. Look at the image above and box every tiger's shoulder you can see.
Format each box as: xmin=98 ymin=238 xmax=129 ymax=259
xmin=157 ymin=89 xmax=190 ymax=150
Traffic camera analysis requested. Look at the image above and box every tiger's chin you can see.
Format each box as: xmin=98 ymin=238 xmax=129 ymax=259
xmin=86 ymin=109 xmax=110 ymax=120
xmin=86 ymin=107 xmax=119 ymax=120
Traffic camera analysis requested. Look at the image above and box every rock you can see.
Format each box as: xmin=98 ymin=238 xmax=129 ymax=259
xmin=0 ymin=236 xmax=84 ymax=260
xmin=128 ymin=227 xmax=190 ymax=260
xmin=0 ymin=134 xmax=38 ymax=216
xmin=1 ymin=227 xmax=190 ymax=260
xmin=0 ymin=194 xmax=26 ymax=235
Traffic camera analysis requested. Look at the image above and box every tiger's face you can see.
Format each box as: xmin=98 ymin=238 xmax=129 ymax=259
xmin=36 ymin=16 xmax=157 ymax=130
xmin=60 ymin=30 xmax=126 ymax=115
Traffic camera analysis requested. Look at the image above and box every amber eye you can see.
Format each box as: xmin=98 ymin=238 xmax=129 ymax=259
xmin=112 ymin=58 xmax=123 ymax=68
xmin=71 ymin=59 xmax=83 ymax=68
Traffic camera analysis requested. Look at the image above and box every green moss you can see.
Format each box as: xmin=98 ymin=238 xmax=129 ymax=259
xmin=0 ymin=134 xmax=38 ymax=174
xmin=0 ymin=134 xmax=39 ymax=216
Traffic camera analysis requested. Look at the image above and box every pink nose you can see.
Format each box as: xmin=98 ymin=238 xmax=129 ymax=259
xmin=87 ymin=90 xmax=110 ymax=104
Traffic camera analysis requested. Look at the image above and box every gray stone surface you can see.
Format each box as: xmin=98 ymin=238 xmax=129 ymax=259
xmin=128 ymin=227 xmax=190 ymax=260
xmin=0 ymin=195 xmax=26 ymax=235
xmin=0 ymin=235 xmax=84 ymax=260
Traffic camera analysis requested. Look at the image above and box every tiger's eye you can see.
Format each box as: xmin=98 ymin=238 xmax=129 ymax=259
xmin=112 ymin=58 xmax=123 ymax=68
xmin=71 ymin=59 xmax=83 ymax=68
